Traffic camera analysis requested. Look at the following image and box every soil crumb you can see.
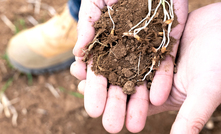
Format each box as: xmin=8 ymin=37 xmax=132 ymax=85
xmin=83 ymin=0 xmax=177 ymax=94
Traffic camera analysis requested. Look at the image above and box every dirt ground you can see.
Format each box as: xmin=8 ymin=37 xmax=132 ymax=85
xmin=0 ymin=0 xmax=221 ymax=134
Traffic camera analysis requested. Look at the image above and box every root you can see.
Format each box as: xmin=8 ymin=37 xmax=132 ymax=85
xmin=93 ymin=29 xmax=106 ymax=41
xmin=107 ymin=6 xmax=115 ymax=35
xmin=129 ymin=74 xmax=137 ymax=80
xmin=88 ymin=39 xmax=108 ymax=52
xmin=161 ymin=46 xmax=167 ymax=53
xmin=123 ymin=32 xmax=140 ymax=41
xmin=97 ymin=51 xmax=109 ymax=71
xmin=137 ymin=52 xmax=141 ymax=75
xmin=142 ymin=63 xmax=154 ymax=81
xmin=162 ymin=0 xmax=174 ymax=48
xmin=142 ymin=56 xmax=158 ymax=81
xmin=110 ymin=49 xmax=117 ymax=58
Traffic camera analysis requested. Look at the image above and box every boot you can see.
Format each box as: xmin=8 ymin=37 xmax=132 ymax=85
xmin=7 ymin=6 xmax=77 ymax=74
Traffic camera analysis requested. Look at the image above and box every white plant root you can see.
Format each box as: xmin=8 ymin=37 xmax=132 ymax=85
xmin=107 ymin=6 xmax=115 ymax=34
xmin=127 ymin=0 xmax=174 ymax=81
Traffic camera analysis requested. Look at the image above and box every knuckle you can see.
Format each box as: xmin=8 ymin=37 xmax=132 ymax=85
xmin=190 ymin=118 xmax=206 ymax=134
xmin=168 ymin=92 xmax=184 ymax=107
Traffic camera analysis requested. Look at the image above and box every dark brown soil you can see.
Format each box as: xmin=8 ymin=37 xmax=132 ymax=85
xmin=84 ymin=0 xmax=177 ymax=94
xmin=0 ymin=0 xmax=221 ymax=134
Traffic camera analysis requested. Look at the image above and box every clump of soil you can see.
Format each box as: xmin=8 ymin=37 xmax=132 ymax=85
xmin=83 ymin=0 xmax=177 ymax=94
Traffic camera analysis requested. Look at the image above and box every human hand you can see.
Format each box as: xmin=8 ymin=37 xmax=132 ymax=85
xmin=146 ymin=3 xmax=221 ymax=133
xmin=71 ymin=0 xmax=188 ymax=133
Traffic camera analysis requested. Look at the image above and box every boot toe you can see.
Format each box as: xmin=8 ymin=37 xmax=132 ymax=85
xmin=7 ymin=31 xmax=75 ymax=74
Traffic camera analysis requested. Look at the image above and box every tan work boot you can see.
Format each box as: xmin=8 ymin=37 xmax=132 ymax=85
xmin=7 ymin=6 xmax=77 ymax=74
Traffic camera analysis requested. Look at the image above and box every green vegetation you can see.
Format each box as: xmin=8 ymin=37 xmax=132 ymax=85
xmin=14 ymin=18 xmax=26 ymax=34
xmin=59 ymin=87 xmax=84 ymax=98
xmin=0 ymin=78 xmax=13 ymax=95
xmin=2 ymin=53 xmax=14 ymax=69
xmin=26 ymin=73 xmax=33 ymax=86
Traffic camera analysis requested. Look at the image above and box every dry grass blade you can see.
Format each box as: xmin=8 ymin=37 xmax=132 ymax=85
xmin=0 ymin=93 xmax=18 ymax=126
xmin=34 ymin=0 xmax=41 ymax=14
xmin=27 ymin=0 xmax=56 ymax=16
xmin=0 ymin=102 xmax=3 ymax=114
xmin=1 ymin=93 xmax=11 ymax=118
xmin=27 ymin=16 xmax=39 ymax=25
xmin=9 ymin=106 xmax=18 ymax=126
xmin=45 ymin=83 xmax=60 ymax=98
xmin=41 ymin=3 xmax=57 ymax=16
xmin=0 ymin=15 xmax=16 ymax=32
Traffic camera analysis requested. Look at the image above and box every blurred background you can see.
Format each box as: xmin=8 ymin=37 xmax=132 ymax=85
xmin=0 ymin=0 xmax=221 ymax=133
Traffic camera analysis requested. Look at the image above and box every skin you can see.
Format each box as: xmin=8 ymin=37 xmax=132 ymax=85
xmin=71 ymin=0 xmax=188 ymax=133
xmin=148 ymin=3 xmax=221 ymax=133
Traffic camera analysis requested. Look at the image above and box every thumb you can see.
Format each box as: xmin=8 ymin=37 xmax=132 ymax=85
xmin=73 ymin=0 xmax=103 ymax=57
xmin=171 ymin=77 xmax=221 ymax=134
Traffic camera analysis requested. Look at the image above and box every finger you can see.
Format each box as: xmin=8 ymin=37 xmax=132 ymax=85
xmin=150 ymin=0 xmax=188 ymax=106
xmin=104 ymin=0 xmax=119 ymax=6
xmin=102 ymin=85 xmax=127 ymax=134
xmin=171 ymin=78 xmax=221 ymax=134
xmin=84 ymin=62 xmax=107 ymax=118
xmin=70 ymin=57 xmax=86 ymax=80
xmin=78 ymin=80 xmax=86 ymax=95
xmin=126 ymin=83 xmax=148 ymax=133
xmin=147 ymin=84 xmax=184 ymax=116
xmin=150 ymin=55 xmax=174 ymax=106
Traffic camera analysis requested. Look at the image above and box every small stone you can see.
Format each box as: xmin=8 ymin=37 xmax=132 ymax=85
xmin=21 ymin=108 xmax=27 ymax=115
xmin=122 ymin=81 xmax=136 ymax=95
xmin=205 ymin=120 xmax=214 ymax=130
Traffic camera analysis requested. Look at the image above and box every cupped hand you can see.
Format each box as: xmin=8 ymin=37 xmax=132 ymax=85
xmin=70 ymin=0 xmax=188 ymax=133
xmin=146 ymin=3 xmax=221 ymax=133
